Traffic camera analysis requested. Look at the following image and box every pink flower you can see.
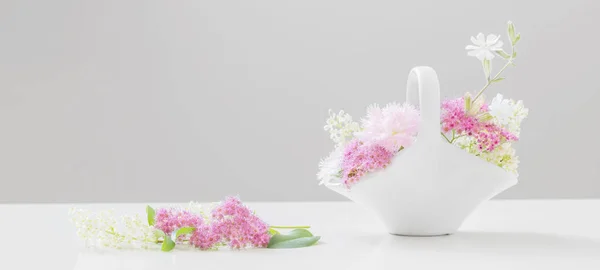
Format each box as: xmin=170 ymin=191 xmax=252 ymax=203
xmin=189 ymin=224 xmax=220 ymax=250
xmin=441 ymin=97 xmax=518 ymax=151
xmin=190 ymin=197 xmax=271 ymax=250
xmin=154 ymin=208 xmax=203 ymax=235
xmin=211 ymin=196 xmax=271 ymax=249
xmin=355 ymin=102 xmax=420 ymax=153
xmin=341 ymin=139 xmax=394 ymax=188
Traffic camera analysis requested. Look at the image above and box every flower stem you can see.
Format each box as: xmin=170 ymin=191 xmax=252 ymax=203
xmin=450 ymin=134 xmax=465 ymax=144
xmin=269 ymin=225 xmax=311 ymax=229
xmin=105 ymin=229 xmax=139 ymax=241
xmin=472 ymin=46 xmax=515 ymax=103
xmin=473 ymin=62 xmax=509 ymax=102
xmin=441 ymin=132 xmax=452 ymax=143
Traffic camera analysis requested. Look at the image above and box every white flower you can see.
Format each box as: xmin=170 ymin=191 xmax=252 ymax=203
xmin=489 ymin=93 xmax=529 ymax=135
xmin=489 ymin=94 xmax=515 ymax=125
xmin=454 ymin=137 xmax=519 ymax=175
xmin=122 ymin=214 xmax=158 ymax=249
xmin=466 ymin=33 xmax=504 ymax=61
xmin=324 ymin=110 xmax=361 ymax=146
xmin=70 ymin=208 xmax=158 ymax=249
xmin=317 ymin=146 xmax=344 ymax=185
xmin=186 ymin=201 xmax=210 ymax=221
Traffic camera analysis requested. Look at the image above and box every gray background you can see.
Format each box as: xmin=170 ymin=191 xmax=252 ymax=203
xmin=1 ymin=0 xmax=598 ymax=203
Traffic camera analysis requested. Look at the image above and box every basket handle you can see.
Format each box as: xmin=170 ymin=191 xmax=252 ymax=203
xmin=406 ymin=66 xmax=441 ymax=144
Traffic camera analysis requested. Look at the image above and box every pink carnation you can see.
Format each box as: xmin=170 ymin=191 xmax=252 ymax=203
xmin=154 ymin=208 xmax=203 ymax=235
xmin=441 ymin=97 xmax=518 ymax=151
xmin=341 ymin=139 xmax=394 ymax=188
xmin=355 ymin=102 xmax=420 ymax=153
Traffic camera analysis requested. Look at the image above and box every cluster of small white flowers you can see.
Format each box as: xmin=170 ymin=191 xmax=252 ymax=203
xmin=489 ymin=94 xmax=529 ymax=136
xmin=454 ymin=137 xmax=519 ymax=174
xmin=122 ymin=214 xmax=158 ymax=249
xmin=323 ymin=109 xmax=360 ymax=146
xmin=186 ymin=201 xmax=210 ymax=222
xmin=317 ymin=145 xmax=344 ymax=186
xmin=69 ymin=208 xmax=157 ymax=249
xmin=69 ymin=208 xmax=100 ymax=243
xmin=95 ymin=210 xmax=123 ymax=248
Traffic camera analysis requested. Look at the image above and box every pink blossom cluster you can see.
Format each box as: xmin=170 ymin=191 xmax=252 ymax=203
xmin=338 ymin=103 xmax=419 ymax=188
xmin=341 ymin=139 xmax=394 ymax=188
xmin=211 ymin=196 xmax=270 ymax=249
xmin=189 ymin=224 xmax=221 ymax=250
xmin=441 ymin=97 xmax=518 ymax=151
xmin=154 ymin=197 xmax=271 ymax=250
xmin=154 ymin=208 xmax=203 ymax=235
xmin=189 ymin=197 xmax=271 ymax=250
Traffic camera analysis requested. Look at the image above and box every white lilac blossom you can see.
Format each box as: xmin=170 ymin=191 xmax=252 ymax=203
xmin=454 ymin=137 xmax=520 ymax=175
xmin=466 ymin=33 xmax=504 ymax=61
xmin=122 ymin=214 xmax=159 ymax=249
xmin=489 ymin=94 xmax=529 ymax=136
xmin=323 ymin=110 xmax=361 ymax=146
xmin=69 ymin=208 xmax=158 ymax=249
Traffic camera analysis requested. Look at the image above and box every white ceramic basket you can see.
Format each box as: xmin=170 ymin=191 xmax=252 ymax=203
xmin=325 ymin=66 xmax=518 ymax=236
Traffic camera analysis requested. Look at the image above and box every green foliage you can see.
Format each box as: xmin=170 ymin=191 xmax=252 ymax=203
xmin=507 ymin=21 xmax=515 ymax=43
xmin=267 ymin=229 xmax=320 ymax=249
xmin=508 ymin=21 xmax=521 ymax=46
xmin=269 ymin=236 xmax=321 ymax=249
xmin=174 ymin=227 xmax=196 ymax=239
xmin=495 ymin=50 xmax=511 ymax=59
xmin=161 ymin=234 xmax=176 ymax=252
xmin=146 ymin=206 xmax=155 ymax=226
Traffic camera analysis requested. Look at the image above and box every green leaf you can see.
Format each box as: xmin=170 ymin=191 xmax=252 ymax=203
xmin=146 ymin=205 xmax=156 ymax=226
xmin=153 ymin=230 xmax=165 ymax=238
xmin=268 ymin=236 xmax=321 ymax=249
xmin=478 ymin=112 xmax=493 ymax=122
xmin=491 ymin=77 xmax=505 ymax=83
xmin=495 ymin=50 xmax=511 ymax=59
xmin=268 ymin=229 xmax=320 ymax=249
xmin=173 ymin=227 xmax=196 ymax=239
xmin=161 ymin=234 xmax=176 ymax=252
xmin=268 ymin=228 xmax=280 ymax=236
xmin=512 ymin=50 xmax=517 ymax=58
xmin=507 ymin=21 xmax=516 ymax=44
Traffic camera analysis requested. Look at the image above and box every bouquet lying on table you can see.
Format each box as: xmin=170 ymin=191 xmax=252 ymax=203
xmin=318 ymin=21 xmax=529 ymax=189
xmin=70 ymin=196 xmax=319 ymax=251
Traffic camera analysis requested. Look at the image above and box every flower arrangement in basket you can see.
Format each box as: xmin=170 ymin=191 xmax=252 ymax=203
xmin=317 ymin=21 xmax=529 ymax=236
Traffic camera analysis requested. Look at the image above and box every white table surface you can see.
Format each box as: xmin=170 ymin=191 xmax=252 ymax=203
xmin=2 ymin=200 xmax=600 ymax=270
